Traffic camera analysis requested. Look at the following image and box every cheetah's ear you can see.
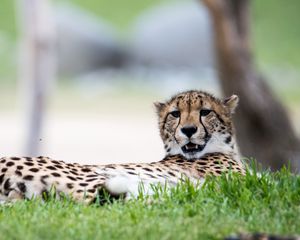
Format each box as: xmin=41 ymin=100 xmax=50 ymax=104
xmin=223 ymin=95 xmax=239 ymax=114
xmin=154 ymin=102 xmax=165 ymax=114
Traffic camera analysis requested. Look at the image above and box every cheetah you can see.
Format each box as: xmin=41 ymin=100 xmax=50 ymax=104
xmin=0 ymin=90 xmax=245 ymax=204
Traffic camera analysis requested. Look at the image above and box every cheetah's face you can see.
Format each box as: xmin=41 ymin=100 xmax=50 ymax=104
xmin=155 ymin=90 xmax=239 ymax=159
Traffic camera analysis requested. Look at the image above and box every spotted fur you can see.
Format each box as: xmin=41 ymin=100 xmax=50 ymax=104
xmin=0 ymin=90 xmax=245 ymax=204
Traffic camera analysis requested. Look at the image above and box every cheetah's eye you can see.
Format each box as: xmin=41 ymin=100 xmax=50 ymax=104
xmin=200 ymin=109 xmax=212 ymax=117
xmin=170 ymin=110 xmax=180 ymax=118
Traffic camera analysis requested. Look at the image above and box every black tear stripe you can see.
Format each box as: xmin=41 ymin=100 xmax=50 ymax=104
xmin=173 ymin=101 xmax=181 ymax=144
xmin=162 ymin=117 xmax=167 ymax=136
xmin=163 ymin=114 xmax=174 ymax=135
xmin=163 ymin=113 xmax=180 ymax=146
xmin=199 ymin=115 xmax=210 ymax=143
xmin=174 ymin=120 xmax=181 ymax=145
xmin=214 ymin=112 xmax=225 ymax=125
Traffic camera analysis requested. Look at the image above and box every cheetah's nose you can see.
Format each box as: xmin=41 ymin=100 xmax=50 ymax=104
xmin=181 ymin=126 xmax=197 ymax=138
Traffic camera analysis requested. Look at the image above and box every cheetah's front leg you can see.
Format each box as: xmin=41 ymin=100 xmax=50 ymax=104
xmin=104 ymin=175 xmax=172 ymax=200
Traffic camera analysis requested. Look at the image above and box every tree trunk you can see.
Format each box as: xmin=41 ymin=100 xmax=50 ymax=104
xmin=202 ymin=0 xmax=300 ymax=171
xmin=16 ymin=0 xmax=56 ymax=156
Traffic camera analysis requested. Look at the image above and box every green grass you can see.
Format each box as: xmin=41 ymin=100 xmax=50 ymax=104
xmin=1 ymin=168 xmax=299 ymax=240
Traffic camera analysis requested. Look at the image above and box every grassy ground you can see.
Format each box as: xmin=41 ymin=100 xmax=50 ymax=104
xmin=0 ymin=168 xmax=299 ymax=240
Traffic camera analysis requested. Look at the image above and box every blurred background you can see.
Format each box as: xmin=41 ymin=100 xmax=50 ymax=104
xmin=0 ymin=0 xmax=299 ymax=166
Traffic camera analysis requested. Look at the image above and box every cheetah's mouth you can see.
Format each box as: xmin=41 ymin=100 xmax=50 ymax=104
xmin=182 ymin=142 xmax=206 ymax=154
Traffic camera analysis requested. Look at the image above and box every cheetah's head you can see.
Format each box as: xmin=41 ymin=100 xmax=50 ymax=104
xmin=155 ymin=90 xmax=239 ymax=159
